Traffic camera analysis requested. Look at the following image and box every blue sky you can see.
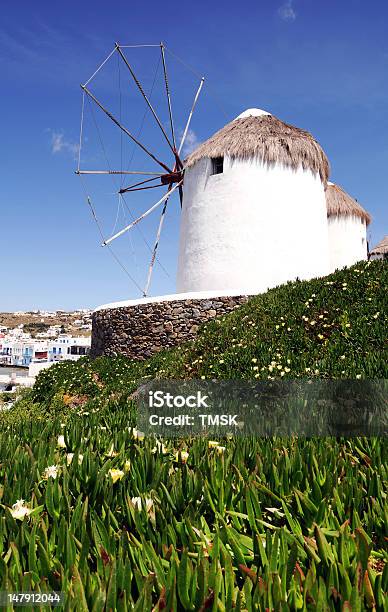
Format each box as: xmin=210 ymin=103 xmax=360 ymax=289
xmin=1 ymin=0 xmax=387 ymax=311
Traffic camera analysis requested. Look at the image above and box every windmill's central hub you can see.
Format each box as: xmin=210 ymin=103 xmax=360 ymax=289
xmin=160 ymin=170 xmax=184 ymax=186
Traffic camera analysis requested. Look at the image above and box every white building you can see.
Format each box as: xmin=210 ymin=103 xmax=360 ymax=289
xmin=177 ymin=108 xmax=330 ymax=295
xmin=326 ymin=182 xmax=371 ymax=272
xmin=369 ymin=236 xmax=388 ymax=261
xmin=0 ymin=333 xmax=90 ymax=367
xmin=47 ymin=335 xmax=90 ymax=362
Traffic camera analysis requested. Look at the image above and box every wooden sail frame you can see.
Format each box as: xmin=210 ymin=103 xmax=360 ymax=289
xmin=77 ymin=42 xmax=205 ymax=296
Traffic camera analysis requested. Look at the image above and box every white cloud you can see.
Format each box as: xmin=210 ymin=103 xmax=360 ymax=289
xmin=50 ymin=131 xmax=79 ymax=157
xmin=181 ymin=129 xmax=201 ymax=157
xmin=278 ymin=0 xmax=296 ymax=21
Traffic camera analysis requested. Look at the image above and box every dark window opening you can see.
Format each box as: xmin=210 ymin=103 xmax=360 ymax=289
xmin=211 ymin=157 xmax=224 ymax=175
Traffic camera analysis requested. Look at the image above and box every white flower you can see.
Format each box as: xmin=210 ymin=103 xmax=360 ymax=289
xmin=131 ymin=496 xmax=142 ymax=511
xmin=356 ymin=374 xmax=362 ymax=379
xmin=131 ymin=496 xmax=155 ymax=521
xmin=10 ymin=499 xmax=32 ymax=520
xmin=216 ymin=446 xmax=226 ymax=455
xmin=43 ymin=465 xmax=59 ymax=480
xmin=66 ymin=453 xmax=83 ymax=466
xmin=57 ymin=435 xmax=66 ymax=449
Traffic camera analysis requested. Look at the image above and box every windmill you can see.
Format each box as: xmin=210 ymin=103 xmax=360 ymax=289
xmin=76 ymin=43 xmax=205 ymax=297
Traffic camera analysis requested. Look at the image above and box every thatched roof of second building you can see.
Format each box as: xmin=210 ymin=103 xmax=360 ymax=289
xmin=185 ymin=108 xmax=330 ymax=182
xmin=326 ymin=182 xmax=371 ymax=225
xmin=369 ymin=236 xmax=388 ymax=255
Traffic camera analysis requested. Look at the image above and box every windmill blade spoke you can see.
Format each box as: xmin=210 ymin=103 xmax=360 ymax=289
xmin=143 ymin=193 xmax=171 ymax=297
xmin=160 ymin=42 xmax=177 ymax=151
xmin=116 ymin=44 xmax=177 ymax=157
xmin=119 ymin=184 xmax=164 ymax=194
xmin=178 ymin=77 xmax=205 ymax=157
xmin=102 ymin=180 xmax=183 ymax=247
xmin=81 ymin=84 xmax=172 ymax=173
xmin=75 ymin=170 xmax=164 ymax=176
xmin=83 ymin=47 xmax=117 ymax=87
xmin=118 ymin=175 xmax=161 ymax=194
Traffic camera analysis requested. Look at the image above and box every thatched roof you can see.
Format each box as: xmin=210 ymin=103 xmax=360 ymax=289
xmin=369 ymin=235 xmax=388 ymax=255
xmin=326 ymin=182 xmax=371 ymax=225
xmin=185 ymin=108 xmax=330 ymax=182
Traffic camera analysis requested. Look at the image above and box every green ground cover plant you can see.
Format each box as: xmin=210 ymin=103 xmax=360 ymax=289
xmin=0 ymin=260 xmax=387 ymax=610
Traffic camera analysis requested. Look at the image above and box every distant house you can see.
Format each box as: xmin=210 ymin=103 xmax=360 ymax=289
xmin=369 ymin=236 xmax=388 ymax=261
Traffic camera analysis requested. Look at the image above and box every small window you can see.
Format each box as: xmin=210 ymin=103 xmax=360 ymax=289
xmin=211 ymin=157 xmax=224 ymax=175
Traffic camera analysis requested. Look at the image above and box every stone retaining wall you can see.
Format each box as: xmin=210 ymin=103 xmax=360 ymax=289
xmin=91 ymin=295 xmax=250 ymax=360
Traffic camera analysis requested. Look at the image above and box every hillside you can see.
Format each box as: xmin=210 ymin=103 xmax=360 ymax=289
xmin=0 ymin=311 xmax=91 ymax=338
xmin=0 ymin=260 xmax=387 ymax=610
xmin=31 ymin=259 xmax=387 ymax=405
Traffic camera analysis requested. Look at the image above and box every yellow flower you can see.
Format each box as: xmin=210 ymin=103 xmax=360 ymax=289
xmin=216 ymin=446 xmax=226 ymax=455
xmin=108 ymin=468 xmax=124 ymax=483
xmin=105 ymin=444 xmax=118 ymax=457
xmin=124 ymin=460 xmax=131 ymax=473
xmin=175 ymin=450 xmax=189 ymax=463
xmin=318 ymin=334 xmax=324 ymax=340
xmin=9 ymin=499 xmax=32 ymax=521
xmin=151 ymin=441 xmax=168 ymax=454
xmin=208 ymin=441 xmax=219 ymax=448
xmin=57 ymin=435 xmax=66 ymax=449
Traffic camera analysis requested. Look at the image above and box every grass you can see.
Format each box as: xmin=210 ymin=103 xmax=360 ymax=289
xmin=0 ymin=260 xmax=387 ymax=610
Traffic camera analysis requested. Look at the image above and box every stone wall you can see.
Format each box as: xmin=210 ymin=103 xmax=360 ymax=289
xmin=91 ymin=295 xmax=250 ymax=360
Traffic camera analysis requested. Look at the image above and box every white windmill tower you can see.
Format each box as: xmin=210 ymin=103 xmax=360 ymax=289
xmin=177 ymin=108 xmax=331 ymax=294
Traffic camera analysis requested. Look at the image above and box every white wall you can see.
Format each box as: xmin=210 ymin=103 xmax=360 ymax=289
xmin=177 ymin=156 xmax=329 ymax=294
xmin=327 ymin=215 xmax=367 ymax=272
